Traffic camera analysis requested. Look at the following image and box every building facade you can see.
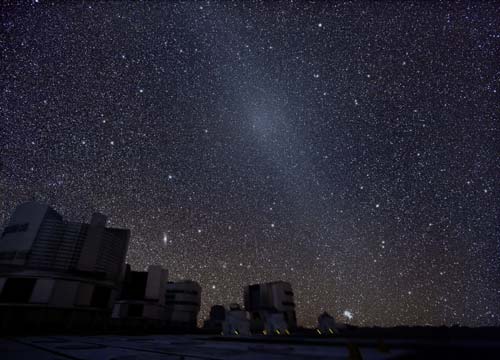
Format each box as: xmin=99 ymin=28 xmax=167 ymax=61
xmin=112 ymin=265 xmax=168 ymax=330
xmin=0 ymin=202 xmax=129 ymax=332
xmin=164 ymin=280 xmax=201 ymax=330
xmin=244 ymin=281 xmax=297 ymax=332
xmin=222 ymin=303 xmax=251 ymax=336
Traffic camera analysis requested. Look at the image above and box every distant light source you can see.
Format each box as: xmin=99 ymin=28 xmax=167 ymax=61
xmin=343 ymin=310 xmax=353 ymax=320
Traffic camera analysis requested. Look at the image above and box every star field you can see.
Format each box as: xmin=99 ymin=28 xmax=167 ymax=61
xmin=1 ymin=1 xmax=499 ymax=327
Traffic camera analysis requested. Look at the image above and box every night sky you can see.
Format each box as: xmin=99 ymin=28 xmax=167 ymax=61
xmin=1 ymin=1 xmax=499 ymax=327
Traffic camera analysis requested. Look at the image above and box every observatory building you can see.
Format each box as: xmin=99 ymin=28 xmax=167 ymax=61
xmin=112 ymin=264 xmax=168 ymax=330
xmin=0 ymin=201 xmax=129 ymax=332
xmin=244 ymin=281 xmax=297 ymax=332
xmin=164 ymin=280 xmax=202 ymax=330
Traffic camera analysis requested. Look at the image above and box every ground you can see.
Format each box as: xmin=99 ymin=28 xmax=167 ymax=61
xmin=2 ymin=334 xmax=499 ymax=359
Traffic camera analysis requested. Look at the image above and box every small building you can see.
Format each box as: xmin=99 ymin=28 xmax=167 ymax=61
xmin=317 ymin=311 xmax=336 ymax=334
xmin=164 ymin=280 xmax=201 ymax=330
xmin=222 ymin=303 xmax=250 ymax=336
xmin=203 ymin=304 xmax=226 ymax=332
xmin=0 ymin=202 xmax=129 ymax=333
xmin=112 ymin=265 xmax=168 ymax=330
xmin=244 ymin=281 xmax=297 ymax=333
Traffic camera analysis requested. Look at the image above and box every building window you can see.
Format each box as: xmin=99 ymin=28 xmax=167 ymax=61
xmin=90 ymin=286 xmax=111 ymax=308
xmin=165 ymin=300 xmax=199 ymax=306
xmin=1 ymin=223 xmax=29 ymax=237
xmin=128 ymin=303 xmax=144 ymax=317
xmin=166 ymin=290 xmax=198 ymax=295
xmin=0 ymin=278 xmax=36 ymax=303
xmin=0 ymin=252 xmax=16 ymax=261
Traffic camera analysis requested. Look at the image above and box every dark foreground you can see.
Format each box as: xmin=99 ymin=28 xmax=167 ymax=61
xmin=2 ymin=331 xmax=500 ymax=360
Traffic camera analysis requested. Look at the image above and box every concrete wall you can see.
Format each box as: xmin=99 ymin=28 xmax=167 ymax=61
xmin=75 ymin=283 xmax=94 ymax=306
xmin=30 ymin=278 xmax=55 ymax=304
xmin=50 ymin=280 xmax=79 ymax=307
